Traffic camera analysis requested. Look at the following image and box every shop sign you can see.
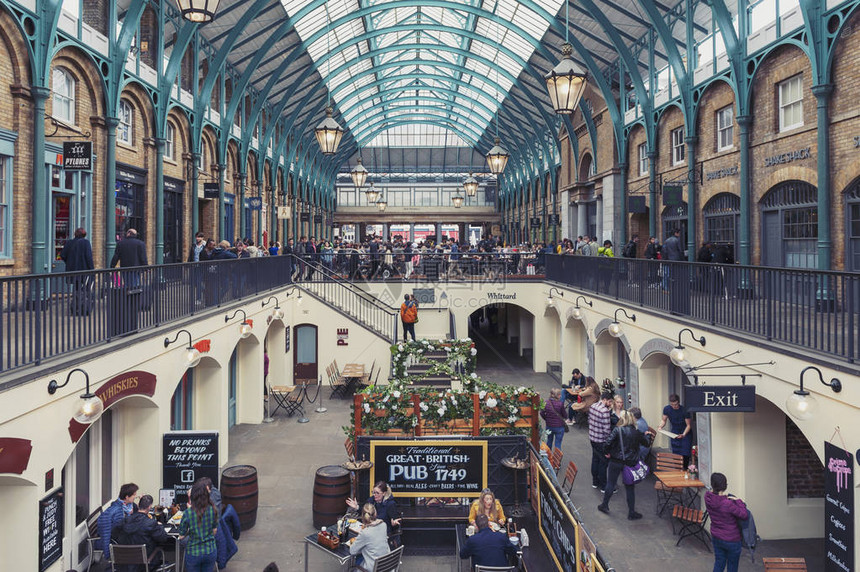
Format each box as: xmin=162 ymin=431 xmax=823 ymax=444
xmin=705 ymin=165 xmax=739 ymax=180
xmin=277 ymin=206 xmax=290 ymax=219
xmin=663 ymin=184 xmax=684 ymax=206
xmin=38 ymin=488 xmax=63 ymax=572
xmin=163 ymin=431 xmax=219 ymax=504
xmin=628 ymin=196 xmax=647 ymax=213
xmin=314 ymin=214 xmax=323 ymax=224
xmin=685 ymin=385 xmax=756 ymax=413
xmin=0 ymin=437 xmax=33 ymax=474
xmin=548 ymin=214 xmax=560 ymax=225
xmin=248 ymin=197 xmax=263 ymax=210
xmin=69 ymin=371 xmax=158 ymax=442
xmin=488 ymin=292 xmax=516 ymax=300
xmin=536 ymin=462 xmax=578 ymax=572
xmin=300 ymin=212 xmax=310 ymax=222
xmin=62 ymin=142 xmax=92 ymax=171
xmin=825 ymin=441 xmax=854 ymax=572
xmin=203 ymin=183 xmax=220 ymax=199
xmin=369 ymin=440 xmax=487 ymax=497
xmin=337 ymin=328 xmax=348 ymax=346
xmin=530 ymin=217 xmax=542 ymax=227
xmin=764 ymin=147 xmax=811 ymax=167
xmin=163 ymin=177 xmax=183 ymax=193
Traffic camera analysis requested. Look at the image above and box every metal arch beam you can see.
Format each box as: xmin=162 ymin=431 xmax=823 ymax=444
xmin=707 ymin=0 xmax=744 ymax=108
xmin=350 ymin=109 xmax=486 ymax=146
xmin=634 ymin=0 xmax=693 ymax=115
xmin=157 ymin=21 xmax=198 ymax=135
xmin=106 ymin=0 xmax=149 ymax=113
xmin=207 ymin=1 xmax=281 ymax=44
xmin=570 ymin=4 xmax=668 ymax=61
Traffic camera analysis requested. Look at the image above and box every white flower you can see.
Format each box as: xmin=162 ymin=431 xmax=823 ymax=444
xmin=486 ymin=398 xmax=498 ymax=408
xmin=509 ymin=405 xmax=518 ymax=413
xmin=507 ymin=415 xmax=518 ymax=423
xmin=412 ymin=417 xmax=419 ymax=427
xmin=419 ymin=402 xmax=429 ymax=412
xmin=451 ymin=396 xmax=457 ymax=404
xmin=518 ymin=386 xmax=526 ymax=393
xmin=393 ymin=390 xmax=401 ymax=398
xmin=470 ymin=372 xmax=478 ymax=379
xmin=439 ymin=393 xmax=444 ymax=397
xmin=389 ymin=417 xmax=395 ymax=424
xmin=383 ymin=395 xmax=390 ymax=402
xmin=392 ymin=405 xmax=398 ymax=410
xmin=479 ymin=390 xmax=487 ymax=399
xmin=437 ymin=407 xmax=446 ymax=416
xmin=363 ymin=403 xmax=371 ymax=413
xmin=417 ymin=349 xmax=424 ymax=353
xmin=445 ymin=347 xmax=452 ymax=352
xmin=470 ymin=348 xmax=477 ymax=356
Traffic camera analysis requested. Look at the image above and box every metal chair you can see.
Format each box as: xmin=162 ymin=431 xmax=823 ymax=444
xmin=671 ymin=505 xmax=711 ymax=551
xmin=109 ymin=544 xmax=175 ymax=572
xmin=269 ymin=381 xmax=299 ymax=416
xmin=329 ymin=363 xmax=349 ymax=398
xmin=85 ymin=507 xmax=103 ymax=572
xmin=351 ymin=545 xmax=404 ymax=572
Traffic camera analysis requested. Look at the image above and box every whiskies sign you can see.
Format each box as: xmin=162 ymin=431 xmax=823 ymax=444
xmin=825 ymin=441 xmax=854 ymax=572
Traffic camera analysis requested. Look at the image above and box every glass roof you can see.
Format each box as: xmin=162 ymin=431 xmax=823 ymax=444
xmin=280 ymin=0 xmax=565 ymax=147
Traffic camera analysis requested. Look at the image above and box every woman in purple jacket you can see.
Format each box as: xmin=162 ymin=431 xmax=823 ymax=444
xmin=705 ymin=472 xmax=748 ymax=572
xmin=541 ymin=388 xmax=568 ymax=450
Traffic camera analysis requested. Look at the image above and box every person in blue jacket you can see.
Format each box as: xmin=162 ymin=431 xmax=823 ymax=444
xmin=98 ymin=483 xmax=139 ymax=558
xmin=459 ymin=514 xmax=518 ymax=568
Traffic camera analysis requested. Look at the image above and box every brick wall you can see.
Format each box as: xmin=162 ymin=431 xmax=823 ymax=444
xmin=785 ymin=416 xmax=824 ymax=498
xmin=82 ymin=0 xmax=108 ymax=36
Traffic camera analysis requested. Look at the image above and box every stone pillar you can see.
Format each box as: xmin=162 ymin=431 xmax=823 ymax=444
xmin=576 ymin=200 xmax=587 ymax=239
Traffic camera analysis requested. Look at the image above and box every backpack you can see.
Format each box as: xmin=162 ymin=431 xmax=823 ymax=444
xmin=623 ymin=241 xmax=636 ymax=258
xmin=401 ymin=302 xmax=418 ymax=323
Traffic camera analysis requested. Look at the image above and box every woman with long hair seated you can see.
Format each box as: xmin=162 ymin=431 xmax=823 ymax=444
xmin=468 ymin=488 xmax=506 ymax=529
xmin=349 ymin=503 xmax=390 ymax=570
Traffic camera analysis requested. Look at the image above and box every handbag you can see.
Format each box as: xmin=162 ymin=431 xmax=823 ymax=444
xmin=619 ymin=429 xmax=650 ymax=485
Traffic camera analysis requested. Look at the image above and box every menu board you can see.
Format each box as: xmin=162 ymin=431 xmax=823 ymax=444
xmin=536 ymin=462 xmax=578 ymax=572
xmin=163 ymin=431 xmax=219 ymax=504
xmin=369 ymin=440 xmax=486 ymax=497
xmin=39 ymin=488 xmax=63 ymax=572
xmin=825 ymin=441 xmax=854 ymax=572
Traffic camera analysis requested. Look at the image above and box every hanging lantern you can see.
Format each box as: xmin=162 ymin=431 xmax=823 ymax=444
xmin=176 ymin=0 xmax=221 ymax=22
xmin=365 ymin=182 xmax=379 ymax=204
xmin=545 ymin=43 xmax=588 ymax=114
xmin=314 ymin=107 xmax=344 ymax=155
xmin=486 ymin=137 xmax=510 ymax=175
xmin=463 ymin=172 xmax=478 ymax=197
xmin=452 ymin=194 xmax=464 ymax=208
xmin=376 ymin=194 xmax=388 ymax=212
xmin=350 ymin=156 xmax=368 ymax=188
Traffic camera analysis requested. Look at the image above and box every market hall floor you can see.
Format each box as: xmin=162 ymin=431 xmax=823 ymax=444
xmin=222 ymin=330 xmax=825 ymax=572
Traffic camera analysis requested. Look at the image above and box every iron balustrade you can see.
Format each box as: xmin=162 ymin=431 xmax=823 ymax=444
xmin=545 ymin=254 xmax=860 ymax=364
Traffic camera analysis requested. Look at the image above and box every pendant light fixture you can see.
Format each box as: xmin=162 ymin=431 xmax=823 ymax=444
xmin=177 ymin=0 xmax=221 ymax=23
xmin=376 ymin=193 xmax=388 ymax=212
xmin=452 ymin=194 xmax=464 ymax=208
xmin=314 ymin=12 xmax=344 ymax=155
xmin=350 ymin=155 xmax=368 ymax=188
xmin=463 ymin=172 xmax=478 ymax=197
xmin=545 ymin=1 xmax=588 ymax=114
xmin=365 ymin=182 xmax=379 ymax=204
xmin=486 ymin=9 xmax=509 ymax=175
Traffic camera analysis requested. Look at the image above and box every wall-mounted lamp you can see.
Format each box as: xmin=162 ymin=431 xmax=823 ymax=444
xmin=286 ymin=288 xmax=303 ymax=304
xmin=164 ymin=329 xmax=202 ymax=368
xmin=608 ymin=308 xmax=636 ymax=338
xmin=47 ymin=368 xmax=104 ymax=424
xmin=571 ymin=295 xmax=592 ymax=320
xmin=786 ymin=366 xmax=842 ymax=421
xmin=225 ymin=309 xmax=252 ymax=338
xmin=546 ymin=287 xmax=564 ymax=307
xmin=262 ymin=296 xmax=284 ymax=321
xmin=669 ymin=328 xmax=706 ymax=367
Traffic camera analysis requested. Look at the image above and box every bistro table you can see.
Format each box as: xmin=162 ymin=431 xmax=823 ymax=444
xmin=340 ymin=363 xmax=365 ymax=393
xmin=654 ymin=471 xmax=706 ymax=516
xmin=304 ymin=532 xmax=355 ymax=572
xmin=501 ymin=456 xmax=530 ymax=518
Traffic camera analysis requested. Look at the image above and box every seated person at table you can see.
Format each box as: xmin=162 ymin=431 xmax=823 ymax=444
xmin=347 ymin=481 xmax=402 ymax=533
xmin=99 ymin=482 xmax=139 ymax=559
xmin=349 ymin=503 xmax=391 ymax=571
xmin=459 ymin=514 xmax=518 ymax=568
xmin=468 ymin=488 xmax=506 ymax=528
xmin=562 ymin=368 xmax=585 ymax=416
xmin=569 ymin=377 xmax=601 ymax=424
xmin=112 ymin=495 xmax=173 ymax=569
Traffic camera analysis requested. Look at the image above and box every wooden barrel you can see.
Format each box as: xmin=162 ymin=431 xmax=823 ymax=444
xmin=312 ymin=465 xmax=350 ymax=529
xmin=221 ymin=465 xmax=259 ymax=531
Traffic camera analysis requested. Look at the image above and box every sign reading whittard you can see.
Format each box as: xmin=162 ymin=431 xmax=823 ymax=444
xmin=825 ymin=441 xmax=854 ymax=572
xmin=69 ymin=371 xmax=157 ymax=442
xmin=163 ymin=431 xmax=220 ymax=504
xmin=685 ymin=385 xmax=756 ymax=413
xmin=39 ymin=488 xmax=63 ymax=572
xmin=369 ymin=440 xmax=487 ymax=497
xmin=536 ymin=461 xmax=578 ymax=572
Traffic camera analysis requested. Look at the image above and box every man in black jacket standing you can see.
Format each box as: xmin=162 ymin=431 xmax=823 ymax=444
xmin=112 ymin=494 xmax=173 ymax=568
xmin=111 ymin=228 xmax=148 ymax=287
xmin=61 ymin=227 xmax=94 ymax=315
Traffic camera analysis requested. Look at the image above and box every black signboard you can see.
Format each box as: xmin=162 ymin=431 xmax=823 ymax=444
xmin=825 ymin=441 xmax=854 ymax=572
xmin=248 ymin=197 xmax=263 ymax=210
xmin=530 ymin=217 xmax=542 ymax=227
xmin=685 ymin=385 xmax=756 ymax=413
xmin=39 ymin=488 xmax=63 ymax=572
xmin=164 ymin=176 xmax=184 ymax=193
xmin=548 ymin=214 xmax=560 ymax=225
xmin=536 ymin=463 xmax=577 ymax=572
xmin=663 ymin=184 xmax=683 ymax=206
xmin=163 ymin=431 xmax=219 ymax=504
xmin=300 ymin=212 xmax=310 ymax=222
xmin=628 ymin=196 xmax=647 ymax=213
xmin=203 ymin=183 xmax=220 ymax=199
xmin=314 ymin=214 xmax=323 ymax=224
xmin=63 ymin=141 xmax=92 ymax=171
xmin=370 ymin=440 xmax=487 ymax=497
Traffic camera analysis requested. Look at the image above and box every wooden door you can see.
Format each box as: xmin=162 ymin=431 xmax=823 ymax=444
xmin=294 ymin=324 xmax=318 ymax=384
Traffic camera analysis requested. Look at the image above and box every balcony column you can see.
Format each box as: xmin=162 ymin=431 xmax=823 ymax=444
xmin=153 ymin=137 xmax=165 ymax=264
xmin=685 ymin=135 xmax=699 ymax=261
xmin=647 ymin=151 xmax=658 ymax=238
xmin=812 ymin=84 xmax=833 ymax=270
xmin=30 ymin=86 xmax=50 ymax=274
xmin=409 ymin=223 xmax=415 ymax=243
xmin=737 ymin=115 xmax=752 ymax=266
xmin=104 ymin=116 xmax=120 ymax=263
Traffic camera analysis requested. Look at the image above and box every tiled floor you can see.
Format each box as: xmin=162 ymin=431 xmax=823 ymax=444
xmin=223 ymin=326 xmax=825 ymax=572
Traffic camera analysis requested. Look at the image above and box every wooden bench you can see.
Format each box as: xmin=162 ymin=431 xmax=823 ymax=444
xmin=762 ymin=558 xmax=808 ymax=571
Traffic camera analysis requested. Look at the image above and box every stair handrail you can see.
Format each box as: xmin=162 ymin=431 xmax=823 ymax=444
xmin=286 ymin=253 xmax=395 ymax=312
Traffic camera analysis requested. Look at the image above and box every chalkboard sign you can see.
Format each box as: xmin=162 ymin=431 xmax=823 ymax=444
xmin=369 ymin=440 xmax=487 ymax=497
xmin=39 ymin=488 xmax=63 ymax=571
xmin=825 ymin=441 xmax=854 ymax=572
xmin=163 ymin=431 xmax=219 ymax=504
xmin=536 ymin=463 xmax=578 ymax=572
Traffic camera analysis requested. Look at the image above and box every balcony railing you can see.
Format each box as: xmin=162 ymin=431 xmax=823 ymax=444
xmin=546 ymin=255 xmax=860 ymax=364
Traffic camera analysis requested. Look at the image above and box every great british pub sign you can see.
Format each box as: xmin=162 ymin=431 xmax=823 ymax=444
xmin=369 ymin=440 xmax=487 ymax=497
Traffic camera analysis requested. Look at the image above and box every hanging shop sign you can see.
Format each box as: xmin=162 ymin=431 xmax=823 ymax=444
xmin=825 ymin=441 xmax=854 ymax=572
xmin=300 ymin=212 xmax=310 ymax=222
xmin=685 ymin=385 xmax=756 ymax=413
xmin=369 ymin=440 xmax=487 ymax=497
xmin=314 ymin=214 xmax=323 ymax=224
xmin=62 ymin=141 xmax=92 ymax=171
xmin=247 ymin=197 xmax=263 ymax=210
xmin=203 ymin=183 xmax=220 ymax=199
xmin=277 ymin=206 xmax=290 ymax=219
xmin=38 ymin=488 xmax=64 ymax=572
xmin=0 ymin=437 xmax=33 ymax=474
xmin=662 ymin=185 xmax=684 ymax=206
xmin=69 ymin=371 xmax=158 ymax=442
xmin=536 ymin=461 xmax=578 ymax=572
xmin=530 ymin=217 xmax=542 ymax=227
xmin=705 ymin=165 xmax=738 ymax=180
xmin=627 ymin=196 xmax=647 ymax=213
xmin=548 ymin=214 xmax=560 ymax=225
xmin=163 ymin=431 xmax=219 ymax=504
xmin=764 ymin=147 xmax=811 ymax=167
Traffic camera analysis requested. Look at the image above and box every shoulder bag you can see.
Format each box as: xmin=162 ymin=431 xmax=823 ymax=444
xmin=619 ymin=429 xmax=650 ymax=485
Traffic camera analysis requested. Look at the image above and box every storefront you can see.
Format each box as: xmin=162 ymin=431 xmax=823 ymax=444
xmin=46 ymin=144 xmax=93 ymax=273
xmin=163 ymin=176 xmax=184 ymax=264
xmin=115 ymin=163 xmax=147 ymax=243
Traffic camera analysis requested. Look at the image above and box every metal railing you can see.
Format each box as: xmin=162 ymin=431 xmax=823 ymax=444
xmin=546 ymin=255 xmax=860 ymax=364
xmin=0 ymin=257 xmax=293 ymax=373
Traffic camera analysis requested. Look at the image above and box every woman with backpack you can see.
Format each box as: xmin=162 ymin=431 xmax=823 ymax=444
xmin=706 ymin=472 xmax=749 ymax=572
xmin=400 ymin=294 xmax=418 ymax=341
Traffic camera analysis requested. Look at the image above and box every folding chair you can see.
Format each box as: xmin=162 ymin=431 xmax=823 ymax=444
xmin=85 ymin=507 xmax=103 ymax=572
xmin=282 ymin=382 xmax=307 ymax=416
xmin=359 ymin=360 xmax=377 ymax=391
xmin=344 ymin=437 xmax=356 ymax=460
xmin=654 ymin=452 xmax=685 ymax=515
xmin=550 ymin=448 xmax=564 ymax=474
xmin=269 ymin=382 xmax=297 ymax=417
xmin=562 ymin=461 xmax=578 ymax=495
xmin=671 ymin=505 xmax=711 ymax=551
xmin=350 ymin=545 xmax=404 ymax=572
xmin=329 ymin=364 xmax=349 ymax=398
xmin=110 ymin=544 xmax=175 ymax=572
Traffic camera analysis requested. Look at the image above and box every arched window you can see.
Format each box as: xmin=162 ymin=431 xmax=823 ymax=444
xmin=760 ymin=180 xmax=817 ymax=268
xmin=578 ymin=154 xmax=593 ymax=182
xmin=703 ymin=193 xmax=740 ymax=262
xmin=845 ymin=180 xmax=860 ymax=272
xmin=118 ymin=100 xmax=133 ymax=145
xmin=51 ymin=68 xmax=75 ymax=123
xmin=662 ymin=202 xmax=688 ymax=247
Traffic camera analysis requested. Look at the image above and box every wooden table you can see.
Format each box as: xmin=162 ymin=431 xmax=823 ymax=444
xmin=340 ymin=363 xmax=365 ymax=393
xmin=654 ymin=471 xmax=705 ymax=516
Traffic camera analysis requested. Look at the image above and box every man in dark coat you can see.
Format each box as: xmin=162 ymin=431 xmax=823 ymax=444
xmin=112 ymin=494 xmax=173 ymax=570
xmin=661 ymin=229 xmax=684 ymax=261
xmin=111 ymin=229 xmax=148 ymax=287
xmin=60 ymin=227 xmax=94 ymax=315
xmin=459 ymin=514 xmax=518 ymax=568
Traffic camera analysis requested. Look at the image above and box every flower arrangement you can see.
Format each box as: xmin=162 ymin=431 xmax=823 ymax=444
xmin=390 ymin=338 xmax=477 ymax=380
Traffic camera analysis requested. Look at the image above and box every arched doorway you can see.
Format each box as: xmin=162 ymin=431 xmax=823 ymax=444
xmin=703 ymin=192 xmax=739 ymax=263
xmin=294 ymin=323 xmax=318 ymax=385
xmin=760 ymin=180 xmax=817 ymax=268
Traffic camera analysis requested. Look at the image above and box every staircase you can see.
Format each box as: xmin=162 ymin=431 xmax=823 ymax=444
xmin=407 ymin=349 xmax=452 ymax=387
xmin=547 ymin=361 xmax=563 ymax=384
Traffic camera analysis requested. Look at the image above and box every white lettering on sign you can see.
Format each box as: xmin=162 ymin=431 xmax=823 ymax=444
xmin=702 ymin=391 xmax=739 ymax=408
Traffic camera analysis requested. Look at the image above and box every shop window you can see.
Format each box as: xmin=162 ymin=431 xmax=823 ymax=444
xmin=52 ymin=68 xmax=76 ymax=124
xmin=760 ymin=180 xmax=817 ymax=268
xmin=703 ymin=193 xmax=740 ymax=262
xmin=671 ymin=127 xmax=685 ymax=166
xmin=716 ymin=106 xmax=734 ymax=151
xmin=118 ymin=100 xmax=133 ymax=145
xmin=115 ymin=180 xmax=145 ymax=240
xmin=778 ymin=75 xmax=803 ymax=132
xmin=0 ymin=157 xmax=10 ymax=257
xmin=638 ymin=143 xmax=648 ymax=175
xmin=165 ymin=122 xmax=175 ymax=161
